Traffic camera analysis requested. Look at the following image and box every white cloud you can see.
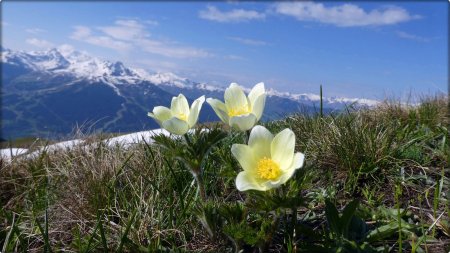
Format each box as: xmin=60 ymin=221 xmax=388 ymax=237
xmin=135 ymin=59 xmax=178 ymax=72
xmin=57 ymin=44 xmax=76 ymax=55
xmin=228 ymin=36 xmax=268 ymax=46
xmin=71 ymin=26 xmax=92 ymax=39
xmin=115 ymin=17 xmax=159 ymax=26
xmin=26 ymin=38 xmax=54 ymax=49
xmin=70 ymin=25 xmax=132 ymax=51
xmin=136 ymin=39 xmax=212 ymax=58
xmin=396 ymin=31 xmax=430 ymax=42
xmin=70 ymin=20 xmax=211 ymax=58
xmin=25 ymin=28 xmax=46 ymax=34
xmin=144 ymin=20 xmax=159 ymax=26
xmin=225 ymin=54 xmax=246 ymax=60
xmin=98 ymin=19 xmax=148 ymax=41
xmin=274 ymin=2 xmax=420 ymax=27
xmin=199 ymin=6 xmax=265 ymax=23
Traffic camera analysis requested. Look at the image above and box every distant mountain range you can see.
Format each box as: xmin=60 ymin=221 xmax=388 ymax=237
xmin=1 ymin=46 xmax=378 ymax=139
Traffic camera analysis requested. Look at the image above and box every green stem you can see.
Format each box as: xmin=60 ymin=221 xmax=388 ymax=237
xmin=182 ymin=133 xmax=207 ymax=202
xmin=244 ymin=129 xmax=251 ymax=144
xmin=396 ymin=183 xmax=402 ymax=253
xmin=183 ymin=133 xmax=191 ymax=146
xmin=260 ymin=211 xmax=280 ymax=253
xmin=193 ymin=171 xmax=207 ymax=202
xmin=320 ymin=84 xmax=323 ymax=118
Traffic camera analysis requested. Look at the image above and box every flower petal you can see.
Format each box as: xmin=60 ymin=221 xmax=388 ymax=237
xmin=271 ymin=128 xmax=295 ymax=169
xmin=187 ymin=95 xmax=205 ymax=127
xmin=278 ymin=152 xmax=305 ymax=185
xmin=248 ymin=125 xmax=273 ymax=159
xmin=236 ymin=171 xmax=269 ymax=191
xmin=229 ymin=113 xmax=257 ymax=131
xmin=162 ymin=117 xmax=190 ymax=135
xmin=251 ymin=94 xmax=266 ymax=121
xmin=292 ymin=152 xmax=305 ymax=170
xmin=248 ymin=82 xmax=265 ymax=106
xmin=231 ymin=144 xmax=256 ymax=172
xmin=171 ymin=94 xmax=190 ymax=117
xmin=206 ymin=98 xmax=230 ymax=124
xmin=224 ymin=83 xmax=249 ymax=112
xmin=148 ymin=106 xmax=172 ymax=124
xmin=262 ymin=180 xmax=283 ymax=190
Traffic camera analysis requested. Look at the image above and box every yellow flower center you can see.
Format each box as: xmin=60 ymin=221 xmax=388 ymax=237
xmin=228 ymin=105 xmax=250 ymax=117
xmin=256 ymin=157 xmax=281 ymax=180
xmin=176 ymin=113 xmax=188 ymax=121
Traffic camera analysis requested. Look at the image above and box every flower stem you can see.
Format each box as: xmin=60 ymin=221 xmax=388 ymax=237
xmin=244 ymin=129 xmax=251 ymax=143
xmin=263 ymin=210 xmax=280 ymax=252
xmin=182 ymin=133 xmax=207 ymax=201
xmin=193 ymin=171 xmax=207 ymax=202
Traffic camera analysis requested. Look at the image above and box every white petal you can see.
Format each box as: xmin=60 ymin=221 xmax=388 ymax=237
xmin=206 ymin=98 xmax=229 ymax=124
xmin=229 ymin=114 xmax=257 ymax=131
xmin=236 ymin=171 xmax=269 ymax=192
xmin=231 ymin=144 xmax=256 ymax=172
xmin=262 ymin=180 xmax=283 ymax=190
xmin=162 ymin=117 xmax=190 ymax=135
xmin=224 ymin=83 xmax=249 ymax=112
xmin=292 ymin=152 xmax=305 ymax=170
xmin=248 ymin=82 xmax=265 ymax=106
xmin=277 ymin=152 xmax=305 ymax=185
xmin=248 ymin=125 xmax=273 ymax=159
xmin=251 ymin=94 xmax=266 ymax=121
xmin=271 ymin=128 xmax=295 ymax=169
xmin=171 ymin=94 xmax=190 ymax=116
xmin=188 ymin=95 xmax=205 ymax=127
xmin=148 ymin=106 xmax=172 ymax=124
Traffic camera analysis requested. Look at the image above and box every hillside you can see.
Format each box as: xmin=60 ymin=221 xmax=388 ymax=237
xmin=0 ymin=96 xmax=448 ymax=252
xmin=1 ymin=47 xmax=378 ymax=140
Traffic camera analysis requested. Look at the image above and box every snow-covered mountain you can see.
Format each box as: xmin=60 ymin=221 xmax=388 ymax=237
xmin=2 ymin=47 xmax=378 ymax=139
xmin=2 ymin=46 xmax=378 ymax=106
xmin=2 ymin=47 xmax=193 ymax=86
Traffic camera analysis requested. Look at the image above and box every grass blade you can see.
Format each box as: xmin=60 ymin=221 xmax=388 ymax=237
xmin=97 ymin=211 xmax=109 ymax=252
xmin=35 ymin=209 xmax=52 ymax=253
xmin=117 ymin=209 xmax=137 ymax=253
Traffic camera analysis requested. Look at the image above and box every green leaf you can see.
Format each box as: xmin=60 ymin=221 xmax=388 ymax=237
xmin=325 ymin=199 xmax=341 ymax=236
xmin=219 ymin=202 xmax=245 ymax=224
xmin=340 ymin=199 xmax=359 ymax=238
xmin=348 ymin=216 xmax=369 ymax=241
xmin=365 ymin=223 xmax=399 ymax=242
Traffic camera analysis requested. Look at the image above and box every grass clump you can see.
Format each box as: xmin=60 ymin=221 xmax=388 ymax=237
xmin=0 ymin=95 xmax=449 ymax=252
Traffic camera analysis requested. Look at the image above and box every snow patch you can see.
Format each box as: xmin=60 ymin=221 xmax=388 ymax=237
xmin=2 ymin=128 xmax=174 ymax=163
xmin=0 ymin=148 xmax=28 ymax=162
xmin=25 ymin=139 xmax=85 ymax=160
xmin=104 ymin=128 xmax=172 ymax=148
xmin=1 ymin=128 xmax=211 ymax=164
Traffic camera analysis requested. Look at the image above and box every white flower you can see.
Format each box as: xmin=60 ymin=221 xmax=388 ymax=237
xmin=206 ymin=82 xmax=266 ymax=131
xmin=231 ymin=125 xmax=305 ymax=191
xmin=148 ymin=94 xmax=205 ymax=135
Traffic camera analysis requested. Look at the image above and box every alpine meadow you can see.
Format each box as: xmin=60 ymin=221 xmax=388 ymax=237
xmin=1 ymin=1 xmax=449 ymax=253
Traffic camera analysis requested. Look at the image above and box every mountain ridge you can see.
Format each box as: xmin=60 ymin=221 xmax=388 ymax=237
xmin=2 ymin=46 xmax=378 ymax=106
xmin=2 ymin=47 xmax=378 ymax=139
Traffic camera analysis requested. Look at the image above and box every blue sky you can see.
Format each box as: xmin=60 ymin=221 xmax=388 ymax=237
xmin=2 ymin=1 xmax=448 ymax=99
